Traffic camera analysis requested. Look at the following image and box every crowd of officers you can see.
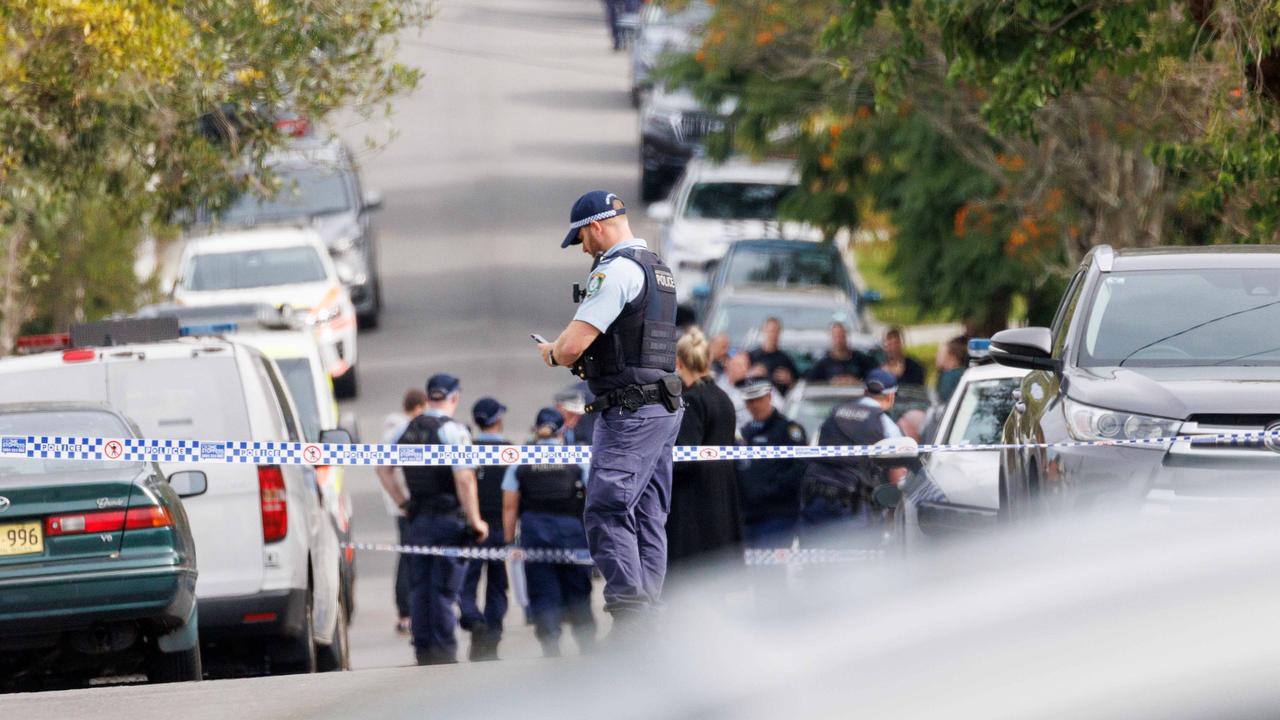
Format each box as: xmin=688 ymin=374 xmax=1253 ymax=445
xmin=372 ymin=313 xmax=951 ymax=665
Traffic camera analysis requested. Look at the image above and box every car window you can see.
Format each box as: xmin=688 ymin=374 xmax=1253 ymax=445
xmin=1080 ymin=268 xmax=1280 ymax=367
xmin=217 ymin=166 xmax=353 ymax=224
xmin=683 ymin=182 xmax=795 ymax=221
xmin=185 ymin=246 xmax=328 ymax=291
xmin=109 ymin=356 xmax=251 ymax=441
xmin=258 ymin=357 xmax=303 ymax=443
xmin=0 ymin=410 xmax=141 ymax=475
xmin=1051 ymin=270 xmax=1086 ymax=357
xmin=723 ymin=246 xmax=846 ymax=290
xmin=944 ymin=378 xmax=1021 ymax=445
xmin=276 ymin=357 xmax=322 ymax=442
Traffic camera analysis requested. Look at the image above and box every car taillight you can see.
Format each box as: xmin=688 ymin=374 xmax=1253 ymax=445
xmin=45 ymin=507 xmax=172 ymax=536
xmin=61 ymin=349 xmax=96 ymax=363
xmin=259 ymin=465 xmax=288 ymax=543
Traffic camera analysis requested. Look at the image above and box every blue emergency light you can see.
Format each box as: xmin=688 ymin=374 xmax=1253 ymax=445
xmin=969 ymin=338 xmax=992 ymax=364
xmin=179 ymin=322 xmax=239 ymax=337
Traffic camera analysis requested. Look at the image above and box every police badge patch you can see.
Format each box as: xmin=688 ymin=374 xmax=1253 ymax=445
xmin=788 ymin=424 xmax=805 ymax=442
xmin=586 ymin=272 xmax=606 ymax=297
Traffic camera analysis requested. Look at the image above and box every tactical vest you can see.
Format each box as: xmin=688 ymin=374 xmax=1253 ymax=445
xmin=804 ymin=400 xmax=888 ymax=493
xmin=473 ymin=436 xmax=510 ymax=525
xmin=575 ymin=247 xmax=678 ymax=395
xmin=515 ymin=463 xmax=585 ymax=516
xmin=400 ymin=415 xmax=459 ymax=513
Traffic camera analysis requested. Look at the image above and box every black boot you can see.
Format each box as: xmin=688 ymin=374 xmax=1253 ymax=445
xmin=467 ymin=626 xmax=499 ymax=662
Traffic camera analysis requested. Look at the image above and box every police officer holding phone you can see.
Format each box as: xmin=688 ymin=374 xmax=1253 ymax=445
xmin=536 ymin=190 xmax=683 ymax=631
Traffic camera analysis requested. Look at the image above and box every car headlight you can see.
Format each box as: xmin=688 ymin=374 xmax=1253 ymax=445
xmin=643 ymin=108 xmax=680 ymax=136
xmin=1064 ymin=398 xmax=1181 ymax=445
xmin=332 ymin=251 xmax=368 ymax=286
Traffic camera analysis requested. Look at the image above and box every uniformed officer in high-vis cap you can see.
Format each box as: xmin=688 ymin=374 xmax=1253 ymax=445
xmin=536 ymin=190 xmax=683 ymax=630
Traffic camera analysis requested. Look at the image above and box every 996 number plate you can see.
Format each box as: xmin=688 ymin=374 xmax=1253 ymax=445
xmin=0 ymin=520 xmax=43 ymax=557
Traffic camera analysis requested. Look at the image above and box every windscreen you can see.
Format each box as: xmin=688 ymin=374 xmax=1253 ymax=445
xmin=217 ymin=166 xmax=352 ymax=224
xmin=1081 ymin=268 xmax=1280 ymax=367
xmin=945 ymin=378 xmax=1020 ymax=445
xmin=723 ymin=246 xmax=845 ymax=290
xmin=186 ymin=246 xmax=328 ymax=291
xmin=684 ymin=183 xmax=795 ymax=221
xmin=709 ymin=301 xmax=850 ymax=345
xmin=277 ymin=357 xmax=322 ymax=442
xmin=0 ymin=410 xmax=138 ymax=475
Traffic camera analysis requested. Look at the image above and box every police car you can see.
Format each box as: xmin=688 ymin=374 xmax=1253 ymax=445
xmin=0 ymin=319 xmax=350 ymax=674
xmin=173 ymin=227 xmax=360 ymax=398
xmin=897 ymin=339 xmax=1028 ymax=552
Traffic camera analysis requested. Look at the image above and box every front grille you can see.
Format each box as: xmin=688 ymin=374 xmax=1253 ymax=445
xmin=1187 ymin=414 xmax=1280 ymax=428
xmin=677 ymin=113 xmax=726 ymax=143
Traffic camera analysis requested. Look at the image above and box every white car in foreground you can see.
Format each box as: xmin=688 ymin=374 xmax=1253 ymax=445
xmin=649 ymin=157 xmax=821 ymax=303
xmin=174 ymin=227 xmax=360 ymax=398
xmin=898 ymin=356 xmax=1029 ymax=552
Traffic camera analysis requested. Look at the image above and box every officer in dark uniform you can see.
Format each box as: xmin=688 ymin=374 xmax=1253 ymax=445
xmin=502 ymin=408 xmax=597 ymax=656
xmin=458 ymin=397 xmax=510 ymax=661
xmin=735 ymin=378 xmax=808 ymax=549
xmin=536 ymin=190 xmax=683 ymax=627
xmin=397 ymin=373 xmax=489 ymax=665
xmin=799 ymin=369 xmax=911 ymax=545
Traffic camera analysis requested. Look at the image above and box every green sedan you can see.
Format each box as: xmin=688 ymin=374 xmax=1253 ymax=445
xmin=0 ymin=403 xmax=204 ymax=690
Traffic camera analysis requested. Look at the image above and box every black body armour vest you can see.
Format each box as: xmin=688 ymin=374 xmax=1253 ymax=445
xmin=400 ymin=415 xmax=459 ymax=512
xmin=515 ymin=463 xmax=585 ymax=516
xmin=575 ymin=247 xmax=678 ymax=395
xmin=804 ymin=401 xmax=889 ymax=493
xmin=472 ymin=436 xmax=510 ymax=525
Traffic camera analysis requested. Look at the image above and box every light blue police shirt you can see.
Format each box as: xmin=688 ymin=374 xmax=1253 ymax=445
xmin=857 ymin=396 xmax=902 ymax=439
xmin=572 ymin=238 xmax=651 ymax=333
xmin=423 ymin=408 xmax=475 ymax=471
xmin=501 ymin=439 xmax=589 ymax=492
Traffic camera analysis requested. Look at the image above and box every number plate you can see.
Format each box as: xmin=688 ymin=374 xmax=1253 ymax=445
xmin=0 ymin=520 xmax=44 ymax=557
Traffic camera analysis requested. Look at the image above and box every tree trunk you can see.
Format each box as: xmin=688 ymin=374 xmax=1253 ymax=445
xmin=0 ymin=224 xmax=29 ymax=355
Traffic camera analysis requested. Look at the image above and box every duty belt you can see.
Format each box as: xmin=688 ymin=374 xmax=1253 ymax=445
xmin=802 ymin=480 xmax=860 ymax=507
xmin=585 ymin=382 xmax=667 ymax=414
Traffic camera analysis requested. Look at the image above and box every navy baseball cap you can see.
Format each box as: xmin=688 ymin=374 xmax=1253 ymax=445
xmin=864 ymin=369 xmax=899 ymax=396
xmin=426 ymin=373 xmax=461 ymax=401
xmin=471 ymin=397 xmax=506 ymax=427
xmin=535 ymin=407 xmax=565 ymax=433
xmin=562 ymin=190 xmax=627 ymax=248
xmin=737 ymin=377 xmax=773 ymax=401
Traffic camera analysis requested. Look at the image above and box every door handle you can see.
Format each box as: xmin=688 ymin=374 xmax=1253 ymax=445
xmin=1011 ymin=389 xmax=1023 ymax=401
xmin=1015 ymin=402 xmax=1027 ymax=414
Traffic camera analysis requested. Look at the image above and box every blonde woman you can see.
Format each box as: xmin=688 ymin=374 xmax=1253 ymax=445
xmin=666 ymin=327 xmax=742 ymax=574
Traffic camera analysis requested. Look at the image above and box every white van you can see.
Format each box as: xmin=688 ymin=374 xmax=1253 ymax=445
xmin=0 ymin=328 xmax=348 ymax=674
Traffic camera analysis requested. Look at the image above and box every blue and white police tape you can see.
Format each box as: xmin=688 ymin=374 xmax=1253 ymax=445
xmin=1 ymin=429 xmax=1278 ymax=467
xmin=339 ymin=541 xmax=883 ymax=566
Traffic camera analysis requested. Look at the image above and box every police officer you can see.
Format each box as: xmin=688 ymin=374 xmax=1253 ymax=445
xmin=397 ymin=373 xmax=489 ymax=665
xmin=502 ymin=408 xmax=597 ymax=657
xmin=536 ymin=190 xmax=683 ymax=628
xmin=458 ymin=397 xmax=511 ymax=662
xmin=799 ymin=369 xmax=909 ymax=545
xmin=735 ymin=378 xmax=808 ymax=550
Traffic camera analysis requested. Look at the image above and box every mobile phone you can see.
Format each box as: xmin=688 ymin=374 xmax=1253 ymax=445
xmin=530 ymin=333 xmax=549 ymax=344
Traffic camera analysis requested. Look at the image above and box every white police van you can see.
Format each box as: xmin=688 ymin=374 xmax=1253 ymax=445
xmin=0 ymin=319 xmax=348 ymax=674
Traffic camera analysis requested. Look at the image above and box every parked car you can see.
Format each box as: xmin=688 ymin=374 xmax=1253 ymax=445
xmin=173 ymin=226 xmax=360 ymax=398
xmin=898 ymin=356 xmax=1029 ymax=552
xmin=639 ymin=86 xmax=734 ymax=202
xmin=783 ymin=381 xmax=868 ymax=443
xmin=0 ymin=321 xmax=349 ymax=675
xmin=689 ymin=238 xmax=878 ymax=322
xmin=0 ymin=403 xmax=204 ymax=690
xmin=704 ymin=286 xmax=876 ymax=375
xmin=630 ymin=1 xmax=713 ymax=107
xmin=991 ymin=244 xmax=1280 ymax=522
xmin=649 ymin=158 xmax=820 ymax=301
xmin=205 ymin=138 xmax=384 ymax=327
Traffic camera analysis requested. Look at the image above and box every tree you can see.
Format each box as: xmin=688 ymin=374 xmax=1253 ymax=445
xmin=0 ymin=0 xmax=428 ymax=347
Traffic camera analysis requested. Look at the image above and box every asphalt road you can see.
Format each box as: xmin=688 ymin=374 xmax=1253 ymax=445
xmin=7 ymin=0 xmax=650 ymax=713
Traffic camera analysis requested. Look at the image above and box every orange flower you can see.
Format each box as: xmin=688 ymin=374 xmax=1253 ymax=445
xmin=954 ymin=204 xmax=971 ymax=238
xmin=819 ymin=153 xmax=835 ymax=170
xmin=695 ymin=49 xmax=706 ymax=63
xmin=856 ymin=106 xmax=872 ymax=119
xmin=1008 ymin=228 xmax=1029 ymax=252
xmin=755 ymin=30 xmax=774 ymax=46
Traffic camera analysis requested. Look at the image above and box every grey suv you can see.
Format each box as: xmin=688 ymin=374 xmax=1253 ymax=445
xmin=991 ymin=245 xmax=1280 ymax=521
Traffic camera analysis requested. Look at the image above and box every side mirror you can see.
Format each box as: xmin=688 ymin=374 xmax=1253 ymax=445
xmin=169 ymin=470 xmax=208 ymax=498
xmin=990 ymin=327 xmax=1058 ymax=372
xmin=859 ymin=289 xmax=882 ymax=305
xmin=691 ymin=283 xmax=712 ymax=300
xmin=868 ymin=436 xmax=919 ymax=467
xmin=362 ymin=189 xmax=384 ymax=212
xmin=647 ymin=201 xmax=674 ymax=223
xmin=320 ymin=428 xmax=353 ymax=445
xmin=871 ymin=483 xmax=902 ymax=510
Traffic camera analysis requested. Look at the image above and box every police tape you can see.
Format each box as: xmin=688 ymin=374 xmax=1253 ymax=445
xmin=0 ymin=428 xmax=1276 ymax=467
xmin=339 ymin=541 xmax=883 ymax=566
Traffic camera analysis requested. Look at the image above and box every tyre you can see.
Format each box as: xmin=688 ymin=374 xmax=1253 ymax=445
xmin=272 ymin=587 xmax=317 ymax=675
xmin=356 ymin=310 xmax=379 ymax=330
xmin=333 ymin=365 xmax=358 ymax=399
xmin=317 ymin=605 xmax=351 ymax=672
xmin=147 ymin=644 xmax=202 ymax=684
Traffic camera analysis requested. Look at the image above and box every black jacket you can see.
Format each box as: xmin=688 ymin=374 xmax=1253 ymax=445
xmin=736 ymin=409 xmax=808 ymax=525
xmin=667 ymin=377 xmax=742 ymax=564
